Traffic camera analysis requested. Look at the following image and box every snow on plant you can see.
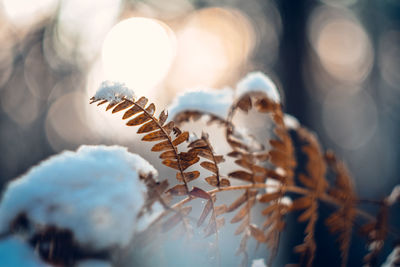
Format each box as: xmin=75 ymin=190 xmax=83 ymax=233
xmin=0 ymin=145 xmax=161 ymax=266
xmin=168 ymin=87 xmax=234 ymax=122
xmin=87 ymin=71 xmax=399 ymax=267
xmin=0 ymin=71 xmax=398 ymax=267
xmin=94 ymin=81 xmax=136 ymax=104
xmin=236 ymin=72 xmax=280 ymax=103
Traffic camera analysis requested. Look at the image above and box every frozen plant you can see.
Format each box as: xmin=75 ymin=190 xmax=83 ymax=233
xmin=0 ymin=71 xmax=398 ymax=267
xmin=87 ymin=71 xmax=399 ymax=267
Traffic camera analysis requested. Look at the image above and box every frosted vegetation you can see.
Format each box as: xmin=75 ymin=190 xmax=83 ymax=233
xmin=0 ymin=71 xmax=398 ymax=267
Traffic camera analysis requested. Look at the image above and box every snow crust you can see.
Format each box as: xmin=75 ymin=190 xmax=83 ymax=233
xmin=0 ymin=145 xmax=158 ymax=250
xmin=236 ymin=72 xmax=280 ymax=103
xmin=251 ymin=258 xmax=267 ymax=267
xmin=0 ymin=237 xmax=50 ymax=267
xmin=167 ymin=87 xmax=234 ymax=121
xmin=94 ymin=81 xmax=136 ymax=104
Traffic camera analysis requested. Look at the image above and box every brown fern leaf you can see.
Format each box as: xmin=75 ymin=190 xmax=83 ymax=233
xmin=228 ymin=149 xmax=279 ymax=263
xmin=359 ymin=203 xmax=389 ymax=266
xmin=253 ymin=96 xmax=297 ymax=264
xmin=324 ymin=150 xmax=357 ymax=267
xmin=90 ymin=96 xmax=200 ymax=194
xmin=196 ymin=193 xmax=226 ymax=237
xmin=91 ymin=95 xmax=201 ymax=239
xmin=227 ymin=189 xmax=258 ymax=266
xmin=291 ymin=127 xmax=329 ymax=267
xmin=188 ymin=133 xmax=230 ymax=188
xmin=229 ymin=152 xmax=268 ymax=184
xmin=227 ymin=93 xmax=297 ymax=265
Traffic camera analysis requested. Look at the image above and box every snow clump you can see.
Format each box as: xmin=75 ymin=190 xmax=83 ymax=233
xmin=168 ymin=87 xmax=234 ymax=121
xmin=236 ymin=72 xmax=281 ymax=103
xmin=94 ymin=81 xmax=136 ymax=104
xmin=0 ymin=145 xmax=159 ymax=250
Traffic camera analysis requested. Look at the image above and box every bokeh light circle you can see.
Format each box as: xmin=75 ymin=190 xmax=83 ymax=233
xmin=102 ymin=17 xmax=176 ymax=95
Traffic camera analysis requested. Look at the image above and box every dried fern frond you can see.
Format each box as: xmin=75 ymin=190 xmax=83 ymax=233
xmin=324 ymin=151 xmax=357 ymax=267
xmin=291 ymin=127 xmax=328 ymax=267
xmin=225 ymin=88 xmax=296 ymax=265
xmin=228 ymin=189 xmax=259 ymax=267
xmin=89 ymin=78 xmax=400 ymax=267
xmin=91 ymin=95 xmax=198 ymax=193
xmin=91 ymin=88 xmax=228 ymax=254
xmin=188 ymin=133 xmax=230 ymax=188
xmin=91 ymin=92 xmax=203 ymax=239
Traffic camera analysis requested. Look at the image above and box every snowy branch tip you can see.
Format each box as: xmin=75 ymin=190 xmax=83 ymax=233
xmin=93 ymin=81 xmax=136 ymax=104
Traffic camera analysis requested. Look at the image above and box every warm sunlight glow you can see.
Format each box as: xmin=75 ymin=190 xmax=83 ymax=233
xmin=102 ymin=17 xmax=176 ymax=94
xmin=166 ymin=7 xmax=255 ymax=91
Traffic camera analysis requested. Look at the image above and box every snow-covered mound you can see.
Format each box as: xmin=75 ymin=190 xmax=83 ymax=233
xmin=0 ymin=236 xmax=50 ymax=267
xmin=236 ymin=72 xmax=280 ymax=103
xmin=0 ymin=145 xmax=159 ymax=250
xmin=168 ymin=87 xmax=234 ymax=121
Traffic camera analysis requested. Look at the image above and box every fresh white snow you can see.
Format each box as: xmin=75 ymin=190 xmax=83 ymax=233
xmin=236 ymin=72 xmax=280 ymax=103
xmin=167 ymin=87 xmax=234 ymax=121
xmin=0 ymin=236 xmax=50 ymax=267
xmin=94 ymin=81 xmax=136 ymax=104
xmin=0 ymin=145 xmax=158 ymax=250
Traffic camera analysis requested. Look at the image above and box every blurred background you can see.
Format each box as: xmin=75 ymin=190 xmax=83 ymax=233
xmin=0 ymin=0 xmax=399 ymax=266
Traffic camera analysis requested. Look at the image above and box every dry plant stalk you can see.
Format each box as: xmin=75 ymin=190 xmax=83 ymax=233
xmin=90 ymin=83 xmax=399 ymax=267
